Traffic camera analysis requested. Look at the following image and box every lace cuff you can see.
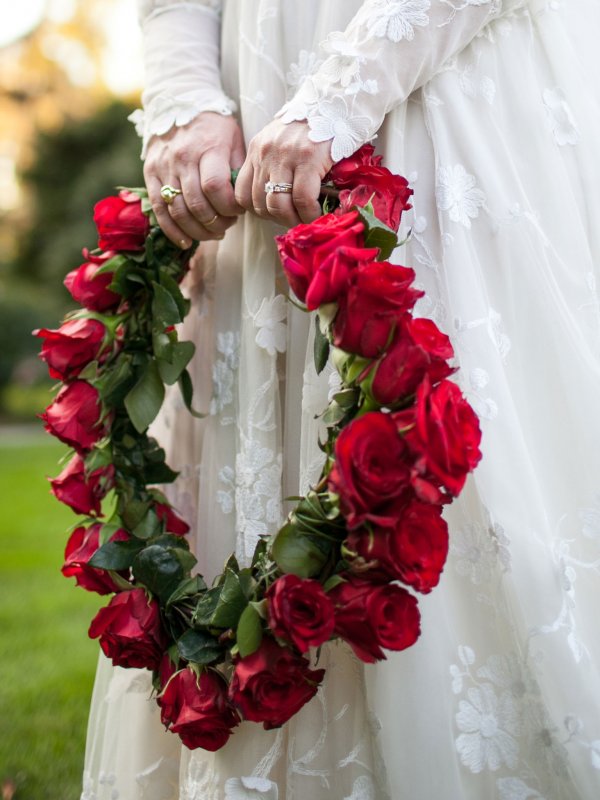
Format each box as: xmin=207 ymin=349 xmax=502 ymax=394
xmin=276 ymin=0 xmax=526 ymax=162
xmin=132 ymin=0 xmax=236 ymax=158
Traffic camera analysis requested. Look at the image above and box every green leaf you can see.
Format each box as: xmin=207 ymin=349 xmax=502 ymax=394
xmin=178 ymin=369 xmax=205 ymax=418
xmin=120 ymin=499 xmax=150 ymax=530
xmin=89 ymin=538 xmax=145 ymax=571
xmin=100 ymin=353 xmax=136 ymax=405
xmin=152 ymin=281 xmax=181 ymax=326
xmin=321 ymin=401 xmax=346 ymax=427
xmin=210 ymin=569 xmax=248 ymax=629
xmin=236 ymin=604 xmax=263 ymax=658
xmin=251 ymin=537 xmax=268 ymax=568
xmin=95 ymin=253 xmax=129 ymax=276
xmin=314 ymin=314 xmax=330 ymax=375
xmin=166 ymin=575 xmax=207 ymax=609
xmin=157 ymin=340 xmax=195 ymax=385
xmin=132 ymin=544 xmax=197 ymax=601
xmin=323 ymin=574 xmax=346 ymax=593
xmin=159 ymin=271 xmax=189 ymax=320
xmin=192 ymin=587 xmax=221 ymax=627
xmin=355 ymin=205 xmax=399 ymax=261
xmin=176 ymin=629 xmax=223 ymax=664
xmin=133 ymin=508 xmax=162 ymax=540
xmin=270 ymin=521 xmax=329 ymax=578
xmin=124 ymin=359 xmax=165 ymax=433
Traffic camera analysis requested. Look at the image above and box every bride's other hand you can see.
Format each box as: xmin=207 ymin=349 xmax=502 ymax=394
xmin=144 ymin=112 xmax=246 ymax=248
xmin=235 ymin=120 xmax=333 ymax=228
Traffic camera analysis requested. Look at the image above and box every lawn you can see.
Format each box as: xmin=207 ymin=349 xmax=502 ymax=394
xmin=0 ymin=428 xmax=101 ymax=799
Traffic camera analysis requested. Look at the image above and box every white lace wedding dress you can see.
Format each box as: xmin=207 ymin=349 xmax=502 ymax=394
xmin=81 ymin=1 xmax=600 ymax=798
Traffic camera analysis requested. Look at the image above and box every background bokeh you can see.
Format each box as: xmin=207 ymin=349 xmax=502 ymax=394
xmin=0 ymin=3 xmax=145 ymax=796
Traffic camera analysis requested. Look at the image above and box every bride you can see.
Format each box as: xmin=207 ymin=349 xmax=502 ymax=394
xmin=81 ymin=1 xmax=600 ymax=798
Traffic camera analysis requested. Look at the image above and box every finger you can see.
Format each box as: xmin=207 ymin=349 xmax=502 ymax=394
xmin=291 ymin=165 xmax=322 ymax=224
xmin=234 ymin=159 xmax=254 ymax=214
xmin=179 ymin=170 xmax=229 ymax=238
xmin=251 ymin=160 xmax=271 ymax=219
xmin=200 ymin=149 xmax=244 ymax=217
xmin=265 ymin=169 xmax=302 ymax=228
xmin=146 ymin=175 xmax=193 ymax=249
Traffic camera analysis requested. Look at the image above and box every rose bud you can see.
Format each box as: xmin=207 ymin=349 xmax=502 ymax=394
xmin=88 ymin=588 xmax=168 ymax=670
xmin=337 ymin=166 xmax=413 ymax=231
xmin=266 ymin=574 xmax=335 ymax=653
xmin=62 ymin=523 xmax=130 ymax=594
xmin=41 ymin=380 xmax=107 ymax=452
xmin=327 ymin=144 xmax=383 ymax=185
xmin=50 ymin=453 xmax=114 ymax=516
xmin=158 ymin=667 xmax=239 ymax=751
xmin=275 ymin=211 xmax=365 ymax=304
xmin=64 ymin=249 xmax=121 ymax=312
xmin=345 ymin=500 xmax=449 ymax=593
xmin=362 ymin=317 xmax=455 ymax=406
xmin=93 ymin=190 xmax=149 ymax=252
xmin=154 ymin=502 xmax=190 ymax=536
xmin=228 ymin=638 xmax=325 ymax=729
xmin=34 ymin=317 xmax=110 ymax=382
xmin=333 ymin=261 xmax=423 ymax=358
xmin=304 ymin=245 xmax=379 ymax=311
xmin=396 ymin=377 xmax=482 ymax=499
xmin=327 ymin=411 xmax=411 ymax=530
xmin=329 ymin=577 xmax=421 ymax=663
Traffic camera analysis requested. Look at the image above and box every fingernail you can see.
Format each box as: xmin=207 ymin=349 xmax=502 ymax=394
xmin=180 ymin=238 xmax=191 ymax=249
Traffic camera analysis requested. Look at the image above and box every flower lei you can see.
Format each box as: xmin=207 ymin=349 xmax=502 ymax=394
xmin=36 ymin=145 xmax=482 ymax=752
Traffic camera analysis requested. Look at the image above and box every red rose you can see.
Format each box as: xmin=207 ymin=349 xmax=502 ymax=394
xmin=158 ymin=667 xmax=239 ymax=751
xmin=329 ymin=577 xmax=421 ymax=663
xmin=64 ymin=250 xmax=121 ymax=312
xmin=35 ymin=317 xmax=109 ymax=382
xmin=93 ymin=191 xmax=149 ymax=252
xmin=88 ymin=588 xmax=168 ymax=670
xmin=155 ymin=502 xmax=190 ymax=536
xmin=50 ymin=453 xmax=114 ymax=516
xmin=333 ymin=261 xmax=423 ymax=358
xmin=62 ymin=523 xmax=129 ymax=594
xmin=337 ymin=166 xmax=413 ymax=231
xmin=365 ymin=316 xmax=455 ymax=405
xmin=346 ymin=500 xmax=449 ymax=593
xmin=275 ymin=211 xmax=365 ymax=303
xmin=228 ymin=638 xmax=325 ymax=729
xmin=266 ymin=574 xmax=335 ymax=653
xmin=398 ymin=377 xmax=482 ymax=499
xmin=41 ymin=380 xmax=107 ymax=452
xmin=327 ymin=144 xmax=383 ymax=185
xmin=304 ymin=245 xmax=379 ymax=311
xmin=328 ymin=411 xmax=411 ymax=529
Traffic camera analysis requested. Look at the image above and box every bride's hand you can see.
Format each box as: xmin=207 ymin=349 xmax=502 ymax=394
xmin=235 ymin=119 xmax=333 ymax=228
xmin=144 ymin=112 xmax=246 ymax=248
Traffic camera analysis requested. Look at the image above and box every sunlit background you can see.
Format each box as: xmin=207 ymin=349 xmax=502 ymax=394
xmin=0 ymin=4 xmax=145 ymax=797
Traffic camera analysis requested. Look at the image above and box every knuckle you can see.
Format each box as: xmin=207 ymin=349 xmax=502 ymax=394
xmin=169 ymin=204 xmax=187 ymax=222
xmin=292 ymin=193 xmax=314 ymax=211
xmin=201 ymin=173 xmax=227 ymax=195
xmin=185 ymin=197 xmax=208 ymax=217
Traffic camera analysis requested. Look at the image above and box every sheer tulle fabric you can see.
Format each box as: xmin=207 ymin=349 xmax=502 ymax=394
xmin=82 ymin=2 xmax=600 ymax=798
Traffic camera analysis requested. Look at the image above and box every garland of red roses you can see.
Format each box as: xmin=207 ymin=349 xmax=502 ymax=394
xmin=36 ymin=145 xmax=482 ymax=752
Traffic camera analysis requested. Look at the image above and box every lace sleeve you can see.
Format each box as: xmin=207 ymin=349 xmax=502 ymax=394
xmin=276 ymin=0 xmax=527 ymax=162
xmin=130 ymin=0 xmax=237 ymax=158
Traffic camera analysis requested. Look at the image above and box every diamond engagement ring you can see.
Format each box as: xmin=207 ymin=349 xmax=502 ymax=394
xmin=160 ymin=184 xmax=183 ymax=205
xmin=265 ymin=181 xmax=293 ymax=195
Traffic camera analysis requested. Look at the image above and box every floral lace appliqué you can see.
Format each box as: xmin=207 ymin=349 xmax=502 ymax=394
xmin=365 ymin=0 xmax=431 ymax=42
xmin=436 ymin=164 xmax=486 ymax=229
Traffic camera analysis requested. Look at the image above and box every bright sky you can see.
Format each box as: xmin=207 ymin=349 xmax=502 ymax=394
xmin=0 ymin=0 xmax=143 ymax=95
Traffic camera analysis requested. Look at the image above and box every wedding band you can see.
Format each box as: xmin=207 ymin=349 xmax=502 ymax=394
xmin=160 ymin=184 xmax=183 ymax=205
xmin=203 ymin=214 xmax=219 ymax=228
xmin=265 ymin=181 xmax=293 ymax=195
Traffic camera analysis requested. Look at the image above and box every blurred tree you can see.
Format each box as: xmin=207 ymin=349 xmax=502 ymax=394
xmin=12 ymin=99 xmax=143 ymax=303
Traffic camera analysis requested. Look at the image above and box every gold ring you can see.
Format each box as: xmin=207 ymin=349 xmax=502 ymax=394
xmin=265 ymin=181 xmax=293 ymax=195
xmin=203 ymin=214 xmax=219 ymax=228
xmin=160 ymin=184 xmax=182 ymax=205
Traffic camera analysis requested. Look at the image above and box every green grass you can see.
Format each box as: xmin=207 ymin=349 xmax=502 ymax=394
xmin=0 ymin=429 xmax=101 ymax=799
